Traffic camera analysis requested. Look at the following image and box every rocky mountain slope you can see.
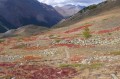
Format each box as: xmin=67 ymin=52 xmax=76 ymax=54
xmin=55 ymin=4 xmax=85 ymax=18
xmin=54 ymin=0 xmax=120 ymax=28
xmin=0 ymin=0 xmax=63 ymax=33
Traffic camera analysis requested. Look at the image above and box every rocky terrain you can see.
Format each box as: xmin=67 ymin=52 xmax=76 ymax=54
xmin=0 ymin=0 xmax=120 ymax=79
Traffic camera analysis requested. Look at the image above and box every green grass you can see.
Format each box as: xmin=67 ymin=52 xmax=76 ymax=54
xmin=108 ymin=32 xmax=112 ymax=35
xmin=55 ymin=39 xmax=61 ymax=43
xmin=88 ymin=63 xmax=103 ymax=69
xmin=59 ymin=63 xmax=104 ymax=69
xmin=15 ymin=44 xmax=26 ymax=49
xmin=110 ymin=51 xmax=120 ymax=55
xmin=0 ymin=39 xmax=5 ymax=43
xmin=60 ymin=63 xmax=81 ymax=68
xmin=76 ymin=34 xmax=82 ymax=36
xmin=103 ymin=18 xmax=108 ymax=21
xmin=49 ymin=35 xmax=60 ymax=39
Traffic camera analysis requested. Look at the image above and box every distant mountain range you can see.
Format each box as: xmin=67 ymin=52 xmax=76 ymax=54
xmin=54 ymin=4 xmax=85 ymax=18
xmin=0 ymin=0 xmax=63 ymax=33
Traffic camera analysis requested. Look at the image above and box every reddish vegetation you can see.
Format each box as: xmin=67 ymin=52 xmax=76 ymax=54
xmin=22 ymin=36 xmax=37 ymax=42
xmin=54 ymin=44 xmax=81 ymax=48
xmin=97 ymin=26 xmax=120 ymax=34
xmin=24 ymin=46 xmax=48 ymax=50
xmin=0 ymin=62 xmax=16 ymax=68
xmin=64 ymin=25 xmax=120 ymax=34
xmin=97 ymin=30 xmax=111 ymax=34
xmin=70 ymin=55 xmax=86 ymax=62
xmin=39 ymin=38 xmax=50 ymax=40
xmin=64 ymin=24 xmax=92 ymax=34
xmin=23 ymin=55 xmax=41 ymax=60
xmin=0 ymin=48 xmax=4 ymax=52
xmin=0 ymin=38 xmax=17 ymax=46
xmin=0 ymin=63 xmax=77 ymax=79
xmin=7 ymin=38 xmax=17 ymax=42
xmin=25 ymin=46 xmax=41 ymax=50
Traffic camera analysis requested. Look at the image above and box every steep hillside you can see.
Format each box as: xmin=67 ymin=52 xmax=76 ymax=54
xmin=54 ymin=0 xmax=120 ymax=28
xmin=0 ymin=0 xmax=63 ymax=33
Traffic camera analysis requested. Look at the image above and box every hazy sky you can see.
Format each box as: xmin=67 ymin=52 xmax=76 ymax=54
xmin=38 ymin=0 xmax=105 ymax=6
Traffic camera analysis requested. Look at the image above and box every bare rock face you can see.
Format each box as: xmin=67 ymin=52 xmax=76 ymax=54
xmin=0 ymin=0 xmax=63 ymax=33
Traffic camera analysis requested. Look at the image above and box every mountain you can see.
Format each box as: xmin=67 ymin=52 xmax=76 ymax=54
xmin=0 ymin=0 xmax=63 ymax=33
xmin=54 ymin=4 xmax=85 ymax=18
xmin=54 ymin=0 xmax=120 ymax=28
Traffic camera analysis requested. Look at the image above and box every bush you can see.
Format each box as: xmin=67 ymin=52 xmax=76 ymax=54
xmin=0 ymin=39 xmax=5 ymax=43
xmin=83 ymin=27 xmax=92 ymax=39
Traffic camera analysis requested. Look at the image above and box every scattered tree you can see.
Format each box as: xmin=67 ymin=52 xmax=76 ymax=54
xmin=83 ymin=27 xmax=92 ymax=39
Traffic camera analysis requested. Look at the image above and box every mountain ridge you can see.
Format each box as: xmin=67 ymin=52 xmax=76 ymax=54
xmin=0 ymin=0 xmax=63 ymax=33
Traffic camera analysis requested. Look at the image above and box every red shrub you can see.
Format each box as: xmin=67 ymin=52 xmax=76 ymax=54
xmin=97 ymin=30 xmax=111 ymax=34
xmin=23 ymin=55 xmax=41 ymax=61
xmin=64 ymin=24 xmax=92 ymax=34
xmin=0 ymin=63 xmax=77 ymax=79
xmin=70 ymin=55 xmax=86 ymax=62
xmin=97 ymin=26 xmax=120 ymax=34
xmin=0 ymin=62 xmax=16 ymax=68
xmin=0 ymin=48 xmax=4 ymax=52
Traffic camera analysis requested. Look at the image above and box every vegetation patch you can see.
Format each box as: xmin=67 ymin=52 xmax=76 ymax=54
xmin=55 ymin=39 xmax=61 ymax=43
xmin=88 ymin=63 xmax=104 ymax=69
xmin=23 ymin=55 xmax=41 ymax=61
xmin=11 ymin=44 xmax=26 ymax=49
xmin=110 ymin=51 xmax=120 ymax=55
xmin=83 ymin=27 xmax=92 ymax=39
xmin=60 ymin=63 xmax=103 ymax=69
xmin=0 ymin=63 xmax=77 ymax=79
xmin=97 ymin=26 xmax=120 ymax=34
xmin=64 ymin=24 xmax=92 ymax=34
xmin=49 ymin=35 xmax=60 ymax=39
xmin=79 ymin=4 xmax=97 ymax=13
xmin=0 ymin=39 xmax=5 ymax=43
